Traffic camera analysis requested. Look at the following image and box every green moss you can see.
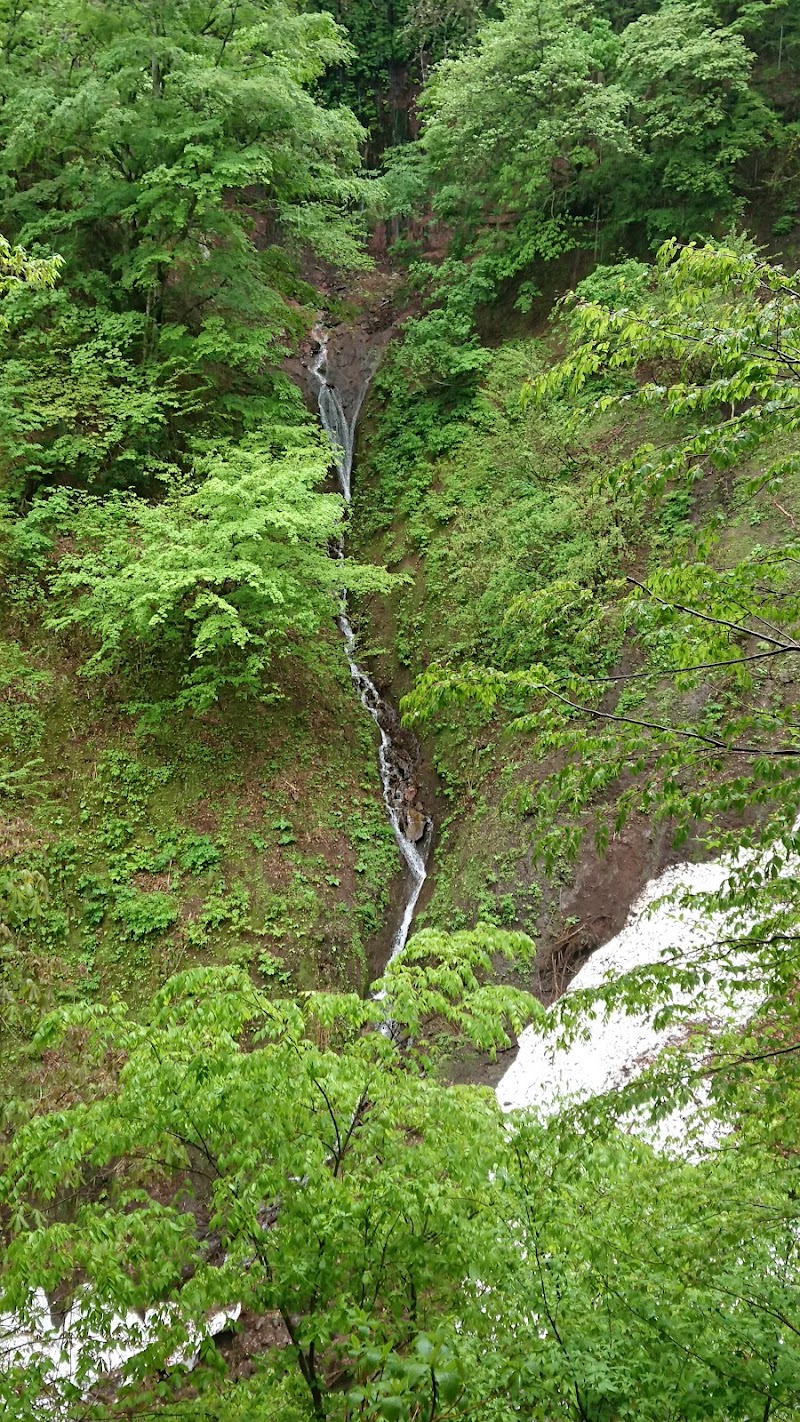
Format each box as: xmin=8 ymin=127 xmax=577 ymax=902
xmin=0 ymin=617 xmax=400 ymax=1081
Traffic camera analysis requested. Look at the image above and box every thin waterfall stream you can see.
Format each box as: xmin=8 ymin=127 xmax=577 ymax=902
xmin=308 ymin=328 xmax=432 ymax=965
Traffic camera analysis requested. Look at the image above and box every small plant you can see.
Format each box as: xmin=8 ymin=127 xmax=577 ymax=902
xmin=176 ymin=834 xmax=221 ymax=873
xmin=113 ymin=888 xmax=179 ymax=940
xmin=199 ymin=885 xmax=250 ymax=932
xmin=0 ymin=867 xmax=47 ymax=937
xmin=257 ymin=949 xmax=291 ymax=985
xmin=75 ymin=873 xmax=110 ymax=927
xmin=657 ymin=488 xmax=693 ymax=541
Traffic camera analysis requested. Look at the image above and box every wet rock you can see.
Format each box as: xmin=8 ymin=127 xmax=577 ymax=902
xmin=404 ymin=808 xmax=427 ymax=843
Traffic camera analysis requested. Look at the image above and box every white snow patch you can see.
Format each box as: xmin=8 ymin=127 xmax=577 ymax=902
xmin=495 ymin=846 xmax=788 ymax=1142
xmin=0 ymin=1289 xmax=240 ymax=1408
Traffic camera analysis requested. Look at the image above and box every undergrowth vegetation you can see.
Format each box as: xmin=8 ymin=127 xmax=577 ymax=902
xmin=353 ymin=246 xmax=800 ymax=950
xmin=4 ymin=3 xmax=800 ymax=1419
xmin=0 ymin=616 xmax=399 ymax=1085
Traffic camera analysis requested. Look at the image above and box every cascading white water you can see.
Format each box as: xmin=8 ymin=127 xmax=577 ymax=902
xmin=309 ymin=331 xmax=430 ymax=963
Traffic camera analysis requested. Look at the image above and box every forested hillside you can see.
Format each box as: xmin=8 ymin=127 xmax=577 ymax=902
xmin=2 ymin=2 xmax=800 ymax=1419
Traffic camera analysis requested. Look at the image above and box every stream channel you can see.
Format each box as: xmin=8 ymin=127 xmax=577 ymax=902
xmin=308 ymin=328 xmax=432 ymax=965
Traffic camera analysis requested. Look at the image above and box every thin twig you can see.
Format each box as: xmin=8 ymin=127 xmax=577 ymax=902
xmin=771 ymin=496 xmax=797 ymax=529
xmin=532 ymin=678 xmax=800 ymax=757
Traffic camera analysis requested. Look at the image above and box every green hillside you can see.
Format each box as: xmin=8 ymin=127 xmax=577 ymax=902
xmin=2 ymin=3 xmax=800 ymax=1420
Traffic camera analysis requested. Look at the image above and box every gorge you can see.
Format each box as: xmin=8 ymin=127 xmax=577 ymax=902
xmin=308 ymin=330 xmax=432 ymax=965
xmin=1 ymin=2 xmax=800 ymax=1419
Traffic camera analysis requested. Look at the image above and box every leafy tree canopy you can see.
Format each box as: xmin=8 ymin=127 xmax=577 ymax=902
xmin=4 ymin=929 xmax=800 ymax=1420
xmin=11 ymin=433 xmax=396 ymax=710
xmin=0 ymin=0 xmax=373 ymax=499
xmin=386 ymin=0 xmax=783 ymax=376
xmin=0 ymin=2 xmax=401 ymax=711
xmin=310 ymin=0 xmax=497 ymax=141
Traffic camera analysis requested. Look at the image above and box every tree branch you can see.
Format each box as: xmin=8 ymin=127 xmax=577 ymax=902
xmin=625 ymin=576 xmax=800 ymax=651
xmin=579 ymin=646 xmax=794 ymax=686
xmin=532 ymin=678 xmax=800 ymax=757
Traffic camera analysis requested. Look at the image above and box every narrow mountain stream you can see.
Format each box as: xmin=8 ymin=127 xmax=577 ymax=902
xmin=308 ymin=329 xmax=432 ymax=964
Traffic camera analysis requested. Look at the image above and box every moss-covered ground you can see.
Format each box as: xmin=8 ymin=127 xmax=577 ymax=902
xmin=0 ymin=598 xmax=399 ymax=1084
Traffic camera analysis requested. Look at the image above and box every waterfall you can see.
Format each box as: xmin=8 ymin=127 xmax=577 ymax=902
xmin=309 ymin=331 xmax=431 ymax=964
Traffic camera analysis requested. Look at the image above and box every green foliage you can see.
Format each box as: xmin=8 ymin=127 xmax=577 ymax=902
xmin=614 ymin=2 xmax=771 ymax=241
xmin=0 ymin=235 xmax=61 ymax=302
xmin=4 ymin=940 xmax=800 ymax=1420
xmin=356 ymin=339 xmax=630 ymax=674
xmin=0 ymin=642 xmax=50 ymax=945
xmin=566 ymin=257 xmax=651 ymax=317
xmin=0 ymin=866 xmax=47 ymax=938
xmin=312 ymin=0 xmax=496 ymax=141
xmin=533 ymin=236 xmax=800 ymax=501
xmin=23 ymin=437 xmax=395 ymax=709
xmin=112 ymin=887 xmax=180 ymax=940
xmin=0 ymin=936 xmax=538 ymax=1418
xmin=0 ymin=606 xmax=405 ymax=1062
xmin=313 ymin=0 xmax=416 ymax=136
xmin=5 ymin=10 xmax=800 ymax=1421
xmin=403 ymin=239 xmax=800 ymax=1026
xmin=400 ymin=0 xmax=495 ymax=60
xmin=0 ymin=0 xmax=372 ymax=499
xmin=395 ymin=302 xmax=493 ymax=385
xmin=0 ymin=0 xmax=404 ymax=719
xmin=385 ymin=0 xmax=784 ymax=370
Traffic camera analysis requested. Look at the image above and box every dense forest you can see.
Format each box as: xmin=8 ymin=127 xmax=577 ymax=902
xmin=2 ymin=1 xmax=800 ymax=1418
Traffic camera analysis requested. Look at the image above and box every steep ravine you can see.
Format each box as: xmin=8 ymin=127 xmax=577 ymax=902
xmin=5 ymin=318 xmax=791 ymax=1402
xmin=305 ymin=324 xmax=434 ymax=966
xmin=301 ymin=312 xmax=698 ymax=1011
